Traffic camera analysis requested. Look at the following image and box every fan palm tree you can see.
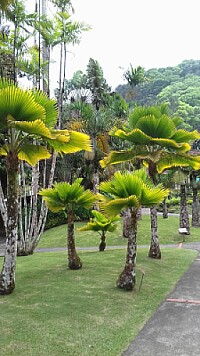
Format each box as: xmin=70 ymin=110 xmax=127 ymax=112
xmin=0 ymin=80 xmax=92 ymax=295
xmin=98 ymin=169 xmax=169 ymax=290
xmin=39 ymin=179 xmax=96 ymax=269
xmin=78 ymin=210 xmax=120 ymax=251
xmin=101 ymin=104 xmax=200 ymax=259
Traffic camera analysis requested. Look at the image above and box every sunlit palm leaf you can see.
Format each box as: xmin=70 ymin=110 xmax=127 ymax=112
xmin=100 ymin=150 xmax=135 ymax=168
xmin=157 ymin=153 xmax=200 ymax=173
xmin=78 ymin=210 xmax=119 ymax=232
xmin=39 ymin=179 xmax=95 ymax=212
xmin=101 ymin=196 xmax=140 ymax=217
xmin=110 ymin=128 xmax=151 ymax=144
xmin=170 ymin=129 xmax=200 ymax=143
xmin=18 ymin=145 xmax=51 ymax=166
xmin=13 ymin=119 xmax=52 ymax=138
xmin=32 ymin=90 xmax=58 ymax=128
xmin=150 ymin=137 xmax=191 ymax=150
xmin=53 ymin=180 xmax=84 ymax=202
xmin=141 ymin=186 xmax=169 ymax=206
xmin=76 ymin=190 xmax=96 ymax=209
xmin=47 ymin=130 xmax=92 ymax=153
xmin=0 ymin=86 xmax=45 ymax=130
xmin=0 ymin=146 xmax=8 ymax=156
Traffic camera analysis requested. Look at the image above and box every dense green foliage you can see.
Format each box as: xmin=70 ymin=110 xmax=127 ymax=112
xmin=116 ymin=59 xmax=200 ymax=131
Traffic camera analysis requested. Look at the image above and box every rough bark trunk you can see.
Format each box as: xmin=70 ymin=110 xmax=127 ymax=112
xmin=67 ymin=210 xmax=82 ymax=269
xmin=122 ymin=208 xmax=131 ymax=238
xmin=0 ymin=152 xmax=18 ymax=295
xmin=148 ymin=205 xmax=161 ymax=259
xmin=17 ymin=153 xmax=57 ymax=256
xmin=192 ymin=186 xmax=200 ymax=227
xmin=162 ymin=196 xmax=168 ymax=219
xmin=0 ymin=179 xmax=7 ymax=235
xmin=99 ymin=230 xmax=106 ymax=251
xmin=179 ymin=184 xmax=190 ymax=234
xmin=117 ymin=209 xmax=137 ymax=290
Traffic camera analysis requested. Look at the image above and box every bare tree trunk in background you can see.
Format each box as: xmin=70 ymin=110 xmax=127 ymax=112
xmin=162 ymin=196 xmax=168 ymax=219
xmin=192 ymin=182 xmax=200 ymax=228
xmin=179 ymin=183 xmax=190 ymax=234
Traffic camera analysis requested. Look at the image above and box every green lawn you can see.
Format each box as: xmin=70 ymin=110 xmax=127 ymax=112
xmin=0 ymin=248 xmax=197 ymax=356
xmin=39 ymin=214 xmax=200 ymax=249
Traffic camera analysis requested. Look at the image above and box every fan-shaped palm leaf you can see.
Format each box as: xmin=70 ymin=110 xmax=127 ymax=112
xmin=18 ymin=145 xmax=51 ymax=166
xmin=135 ymin=114 xmax=176 ymax=138
xmin=170 ymin=129 xmax=200 ymax=143
xmin=47 ymin=130 xmax=92 ymax=153
xmin=13 ymin=119 xmax=52 ymax=138
xmin=0 ymin=86 xmax=45 ymax=129
xmin=157 ymin=153 xmax=200 ymax=173
xmin=100 ymin=196 xmax=140 ymax=217
xmin=78 ymin=210 xmax=119 ymax=232
xmin=31 ymin=90 xmax=58 ymax=128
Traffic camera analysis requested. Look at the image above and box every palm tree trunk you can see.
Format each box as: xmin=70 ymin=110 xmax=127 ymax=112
xmin=179 ymin=183 xmax=190 ymax=234
xmin=162 ymin=196 xmax=168 ymax=219
xmin=99 ymin=230 xmax=106 ymax=251
xmin=67 ymin=210 xmax=82 ymax=269
xmin=122 ymin=208 xmax=131 ymax=238
xmin=117 ymin=209 xmax=137 ymax=290
xmin=148 ymin=162 xmax=161 ymax=258
xmin=148 ymin=206 xmax=161 ymax=259
xmin=192 ymin=186 xmax=200 ymax=227
xmin=0 ymin=180 xmax=7 ymax=235
xmin=0 ymin=152 xmax=18 ymax=295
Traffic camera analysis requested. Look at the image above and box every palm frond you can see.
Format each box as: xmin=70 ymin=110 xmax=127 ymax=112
xmin=136 ymin=114 xmax=176 ymax=138
xmin=170 ymin=129 xmax=200 ymax=143
xmin=31 ymin=90 xmax=58 ymax=128
xmin=0 ymin=86 xmax=45 ymax=128
xmin=47 ymin=130 xmax=92 ymax=154
xmin=110 ymin=128 xmax=151 ymax=144
xmin=13 ymin=119 xmax=52 ymax=138
xmin=101 ymin=196 xmax=140 ymax=217
xmin=76 ymin=190 xmax=96 ymax=209
xmin=18 ymin=145 xmax=51 ymax=166
xmin=141 ymin=186 xmax=169 ymax=206
xmin=157 ymin=153 xmax=200 ymax=173
xmin=100 ymin=150 xmax=135 ymax=168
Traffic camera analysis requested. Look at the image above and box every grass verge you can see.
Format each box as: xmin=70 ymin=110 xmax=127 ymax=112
xmin=39 ymin=214 xmax=200 ymax=249
xmin=0 ymin=248 xmax=197 ymax=356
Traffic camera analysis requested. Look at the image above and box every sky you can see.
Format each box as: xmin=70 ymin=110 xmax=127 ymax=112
xmin=26 ymin=0 xmax=200 ymax=91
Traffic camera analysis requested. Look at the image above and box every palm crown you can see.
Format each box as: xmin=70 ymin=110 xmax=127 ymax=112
xmin=101 ymin=105 xmax=200 ymax=173
xmin=0 ymin=80 xmax=92 ymax=166
xmin=79 ymin=209 xmax=119 ymax=233
xmin=39 ymin=178 xmax=96 ymax=213
xmin=98 ymin=169 xmax=169 ymax=217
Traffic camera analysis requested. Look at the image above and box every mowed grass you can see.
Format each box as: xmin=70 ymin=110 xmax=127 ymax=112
xmin=39 ymin=214 xmax=200 ymax=250
xmin=0 ymin=248 xmax=197 ymax=356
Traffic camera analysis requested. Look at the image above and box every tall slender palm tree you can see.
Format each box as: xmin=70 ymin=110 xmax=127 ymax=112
xmin=0 ymin=80 xmax=91 ymax=295
xmin=101 ymin=104 xmax=200 ymax=259
xmin=39 ymin=179 xmax=96 ymax=269
xmin=98 ymin=169 xmax=169 ymax=290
